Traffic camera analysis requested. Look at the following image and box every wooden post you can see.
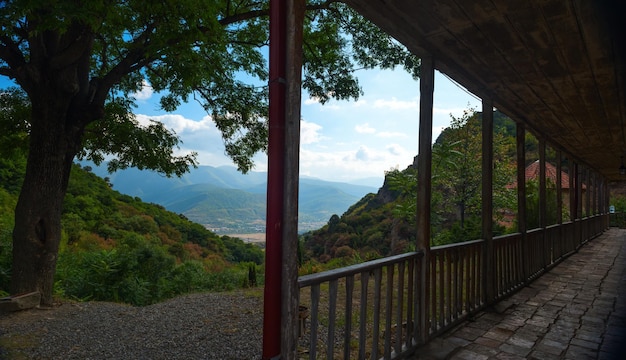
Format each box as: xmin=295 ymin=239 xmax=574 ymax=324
xmin=585 ymin=168 xmax=591 ymax=218
xmin=556 ymin=150 xmax=562 ymax=262
xmin=569 ymin=159 xmax=576 ymax=222
xmin=516 ymin=122 xmax=527 ymax=280
xmin=592 ymin=172 xmax=597 ymax=216
xmin=538 ymin=139 xmax=546 ymax=229
xmin=416 ymin=56 xmax=434 ymax=343
xmin=481 ymin=98 xmax=494 ymax=303
xmin=281 ymin=0 xmax=304 ymax=358
xmin=263 ymin=0 xmax=304 ymax=359
xmin=556 ymin=151 xmax=563 ymax=225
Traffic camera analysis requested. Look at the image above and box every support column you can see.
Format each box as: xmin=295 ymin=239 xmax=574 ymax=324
xmin=585 ymin=168 xmax=591 ymax=218
xmin=538 ymin=139 xmax=547 ymax=268
xmin=416 ymin=56 xmax=434 ymax=342
xmin=481 ymin=98 xmax=494 ymax=303
xmin=592 ymin=172 xmax=596 ymax=216
xmin=539 ymin=139 xmax=546 ymax=229
xmin=263 ymin=0 xmax=304 ymax=358
xmin=556 ymin=151 xmax=563 ymax=225
xmin=569 ymin=159 xmax=576 ymax=222
xmin=556 ymin=150 xmax=563 ymax=261
xmin=281 ymin=0 xmax=304 ymax=358
xmin=516 ymin=122 xmax=527 ymax=279
xmin=576 ymin=163 xmax=582 ymax=246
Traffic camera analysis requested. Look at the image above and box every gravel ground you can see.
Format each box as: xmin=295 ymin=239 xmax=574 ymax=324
xmin=0 ymin=291 xmax=263 ymax=359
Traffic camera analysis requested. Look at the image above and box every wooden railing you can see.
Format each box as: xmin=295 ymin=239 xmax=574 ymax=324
xmin=298 ymin=252 xmax=423 ymax=360
xmin=298 ymin=214 xmax=608 ymax=359
xmin=428 ymin=239 xmax=482 ymax=336
xmin=493 ymin=232 xmax=523 ymax=298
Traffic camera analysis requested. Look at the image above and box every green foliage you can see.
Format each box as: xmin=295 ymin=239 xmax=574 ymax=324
xmin=0 ymin=157 xmax=264 ymax=305
xmin=0 ymin=188 xmax=15 ymax=292
xmin=1 ymin=1 xmax=418 ymax=173
xmin=222 ymin=236 xmax=264 ymax=265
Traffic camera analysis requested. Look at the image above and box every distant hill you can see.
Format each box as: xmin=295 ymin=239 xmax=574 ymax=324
xmin=86 ymin=163 xmax=379 ymax=233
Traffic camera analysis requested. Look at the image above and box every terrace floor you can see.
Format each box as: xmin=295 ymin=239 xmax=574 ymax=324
xmin=414 ymin=228 xmax=626 ymax=360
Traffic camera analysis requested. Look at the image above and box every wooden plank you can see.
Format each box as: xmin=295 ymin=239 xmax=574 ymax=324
xmin=395 ymin=262 xmax=405 ymax=355
xmin=344 ymin=275 xmax=354 ymax=360
xmin=371 ymin=268 xmax=382 ymax=360
xmin=327 ymin=280 xmax=338 ymax=360
xmin=384 ymin=266 xmax=394 ymax=359
xmin=406 ymin=258 xmax=415 ymax=348
xmin=358 ymin=271 xmax=369 ymax=359
xmin=482 ymin=99 xmax=494 ymax=303
xmin=417 ymin=55 xmax=434 ymax=342
xmin=309 ymin=285 xmax=320 ymax=360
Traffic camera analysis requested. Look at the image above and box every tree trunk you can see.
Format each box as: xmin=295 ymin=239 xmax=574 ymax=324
xmin=10 ymin=101 xmax=80 ymax=306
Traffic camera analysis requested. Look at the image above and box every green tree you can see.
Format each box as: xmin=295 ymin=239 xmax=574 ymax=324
xmin=433 ymin=109 xmax=516 ymax=243
xmin=0 ymin=1 xmax=419 ymax=305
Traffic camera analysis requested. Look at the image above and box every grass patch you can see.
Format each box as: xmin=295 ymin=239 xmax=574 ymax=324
xmin=0 ymin=332 xmax=39 ymax=360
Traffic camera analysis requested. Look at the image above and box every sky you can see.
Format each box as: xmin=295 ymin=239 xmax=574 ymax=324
xmin=0 ymin=66 xmax=481 ymax=188
xmin=130 ymin=68 xmax=482 ymax=187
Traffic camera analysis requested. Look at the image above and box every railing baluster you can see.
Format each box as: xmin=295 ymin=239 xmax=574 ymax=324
xmin=310 ymin=284 xmax=320 ymax=360
xmin=406 ymin=258 xmax=414 ymax=349
xmin=344 ymin=275 xmax=354 ymax=360
xmin=415 ymin=255 xmax=421 ymax=344
xmin=465 ymin=246 xmax=471 ymax=313
xmin=455 ymin=248 xmax=462 ymax=318
xmin=384 ymin=264 xmax=394 ymax=359
xmin=431 ymin=254 xmax=437 ymax=333
xmin=327 ymin=279 xmax=338 ymax=360
xmin=446 ymin=249 xmax=452 ymax=326
xmin=359 ymin=271 xmax=369 ymax=360
xmin=395 ymin=262 xmax=405 ymax=355
xmin=371 ymin=268 xmax=382 ymax=360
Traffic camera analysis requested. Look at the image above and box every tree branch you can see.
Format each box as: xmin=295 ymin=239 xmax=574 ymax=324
xmin=0 ymin=35 xmax=27 ymax=76
xmin=218 ymin=0 xmax=339 ymax=26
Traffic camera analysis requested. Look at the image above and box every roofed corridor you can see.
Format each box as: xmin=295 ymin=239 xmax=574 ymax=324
xmin=415 ymin=228 xmax=626 ymax=360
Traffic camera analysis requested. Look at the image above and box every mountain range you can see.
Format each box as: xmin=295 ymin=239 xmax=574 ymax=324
xmin=85 ymin=163 xmax=380 ymax=233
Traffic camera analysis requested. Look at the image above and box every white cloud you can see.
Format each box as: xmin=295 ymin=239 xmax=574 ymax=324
xmin=304 ymin=98 xmax=319 ymax=105
xmin=355 ymin=123 xmax=376 ymax=134
xmin=354 ymin=146 xmax=372 ymax=161
xmin=133 ymin=80 xmax=153 ymax=101
xmin=353 ymin=99 xmax=368 ymax=107
xmin=386 ymin=144 xmax=403 ymax=156
xmin=134 ymin=113 xmax=237 ymax=168
xmin=377 ymin=131 xmax=408 ymax=138
xmin=135 ymin=114 xmax=218 ymax=134
xmin=298 ymin=144 xmax=413 ymax=183
xmin=373 ymin=97 xmax=418 ymax=110
xmin=301 ymin=120 xmax=323 ymax=145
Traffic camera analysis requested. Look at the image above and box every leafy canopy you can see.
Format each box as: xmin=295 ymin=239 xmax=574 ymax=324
xmin=1 ymin=0 xmax=420 ymax=172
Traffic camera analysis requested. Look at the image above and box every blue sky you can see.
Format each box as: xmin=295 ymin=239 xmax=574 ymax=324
xmin=1 ymin=67 xmax=481 ymax=187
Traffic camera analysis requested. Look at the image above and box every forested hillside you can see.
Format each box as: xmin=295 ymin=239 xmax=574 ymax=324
xmin=0 ymin=154 xmax=264 ymax=305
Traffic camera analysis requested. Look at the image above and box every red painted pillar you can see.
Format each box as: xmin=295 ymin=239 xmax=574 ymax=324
xmin=263 ymin=0 xmax=286 ymax=358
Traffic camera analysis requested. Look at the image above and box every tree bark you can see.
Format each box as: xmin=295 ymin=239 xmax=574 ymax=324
xmin=10 ymin=95 xmax=84 ymax=306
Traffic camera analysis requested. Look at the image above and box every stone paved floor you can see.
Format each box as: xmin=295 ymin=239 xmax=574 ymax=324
xmin=415 ymin=228 xmax=626 ymax=360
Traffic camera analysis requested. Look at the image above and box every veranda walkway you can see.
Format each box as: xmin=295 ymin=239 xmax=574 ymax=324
xmin=415 ymin=228 xmax=626 ymax=360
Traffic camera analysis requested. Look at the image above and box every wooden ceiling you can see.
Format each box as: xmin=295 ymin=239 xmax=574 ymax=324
xmin=344 ymin=0 xmax=626 ymax=181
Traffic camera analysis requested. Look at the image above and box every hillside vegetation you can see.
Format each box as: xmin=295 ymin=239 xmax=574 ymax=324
xmin=300 ymin=109 xmax=547 ymax=269
xmin=0 ymin=154 xmax=264 ymax=306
